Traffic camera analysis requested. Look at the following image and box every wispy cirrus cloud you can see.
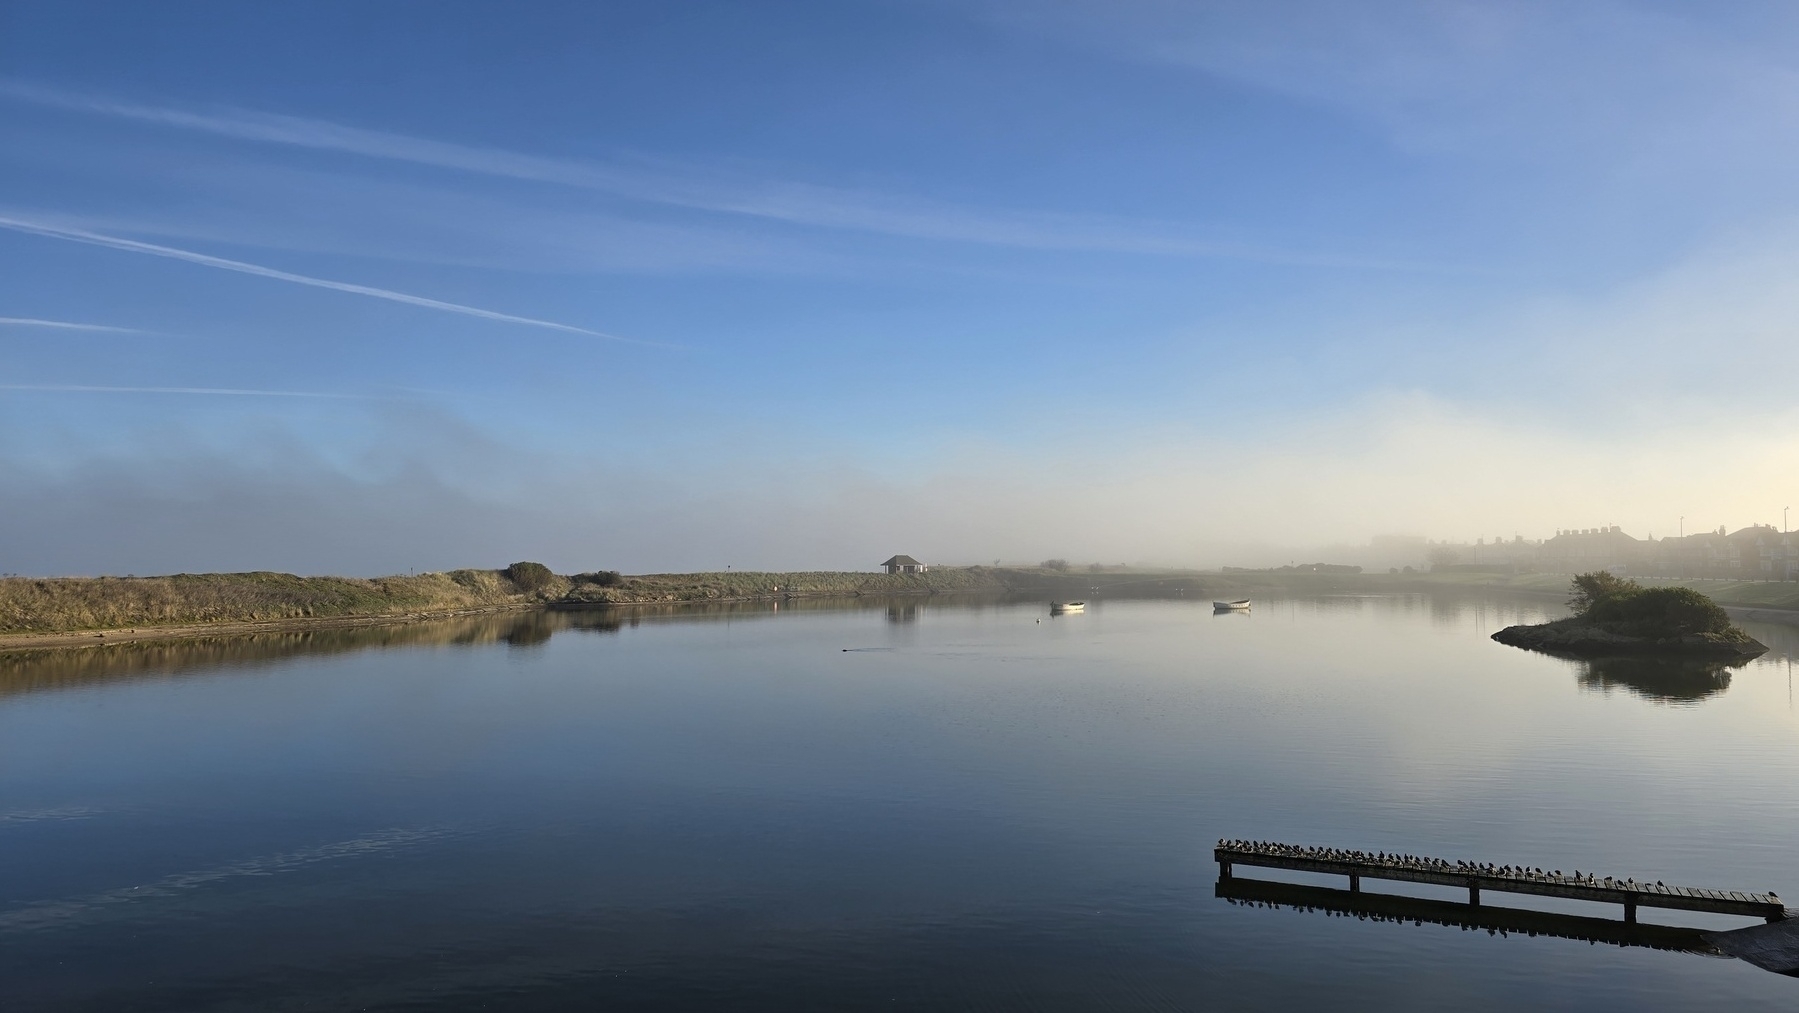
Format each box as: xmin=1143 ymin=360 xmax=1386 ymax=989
xmin=0 ymin=80 xmax=1436 ymax=270
xmin=966 ymin=0 xmax=1799 ymax=170
xmin=0 ymin=317 xmax=140 ymax=333
xmin=0 ymin=215 xmax=652 ymax=344
xmin=80 ymin=154 xmax=845 ymax=278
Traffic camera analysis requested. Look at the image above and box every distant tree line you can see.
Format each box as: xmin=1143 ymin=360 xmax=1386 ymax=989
xmin=1036 ymin=560 xmax=1121 ymax=573
xmin=1221 ymin=563 xmax=1363 ymax=574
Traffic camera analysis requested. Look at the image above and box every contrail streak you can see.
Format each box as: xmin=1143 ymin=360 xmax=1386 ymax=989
xmin=0 ymin=317 xmax=139 ymax=333
xmin=0 ymin=81 xmax=1458 ymax=271
xmin=0 ymin=384 xmax=366 ymax=398
xmin=0 ymin=216 xmax=648 ymax=344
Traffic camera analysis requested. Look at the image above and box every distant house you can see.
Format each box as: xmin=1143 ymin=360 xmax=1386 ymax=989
xmin=1537 ymin=525 xmax=1644 ymax=575
xmin=881 ymin=554 xmax=927 ymax=574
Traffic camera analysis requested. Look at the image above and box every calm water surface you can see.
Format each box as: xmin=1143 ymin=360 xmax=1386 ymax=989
xmin=2 ymin=593 xmax=1797 ymax=1011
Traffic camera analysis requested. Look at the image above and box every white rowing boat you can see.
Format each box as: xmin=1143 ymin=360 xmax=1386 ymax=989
xmin=1051 ymin=601 xmax=1085 ymax=614
xmin=1213 ymin=599 xmax=1251 ymax=610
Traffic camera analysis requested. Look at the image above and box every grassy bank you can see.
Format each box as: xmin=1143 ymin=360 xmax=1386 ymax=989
xmin=0 ymin=565 xmax=1056 ymax=638
xmin=0 ymin=569 xmax=555 ymax=635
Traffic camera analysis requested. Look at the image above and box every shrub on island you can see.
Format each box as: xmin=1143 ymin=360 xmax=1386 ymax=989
xmin=1493 ymin=571 xmax=1762 ymax=660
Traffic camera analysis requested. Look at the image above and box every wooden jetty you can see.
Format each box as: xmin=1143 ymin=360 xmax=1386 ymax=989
xmin=1216 ymin=840 xmax=1786 ymax=924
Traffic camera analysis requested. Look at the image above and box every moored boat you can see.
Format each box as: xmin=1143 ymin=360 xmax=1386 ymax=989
xmin=1213 ymin=599 xmax=1251 ymax=611
xmin=1051 ymin=601 xmax=1086 ymax=614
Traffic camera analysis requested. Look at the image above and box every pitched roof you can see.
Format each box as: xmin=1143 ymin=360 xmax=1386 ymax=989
xmin=881 ymin=555 xmax=922 ymax=566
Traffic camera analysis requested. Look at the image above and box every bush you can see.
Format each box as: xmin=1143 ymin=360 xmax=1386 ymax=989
xmin=573 ymin=570 xmax=622 ymax=587
xmin=504 ymin=561 xmax=557 ymax=594
xmin=1569 ymin=571 xmax=1732 ymax=635
xmin=1611 ymin=586 xmax=1731 ymax=635
xmin=1568 ymin=571 xmax=1638 ymax=613
xmin=1042 ymin=559 xmax=1069 ymax=572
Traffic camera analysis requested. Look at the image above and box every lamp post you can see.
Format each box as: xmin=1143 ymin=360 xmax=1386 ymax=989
xmin=1677 ymin=516 xmax=1686 ymax=578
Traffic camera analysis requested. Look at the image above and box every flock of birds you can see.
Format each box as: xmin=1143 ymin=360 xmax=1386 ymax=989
xmin=1214 ymin=840 xmax=1771 ymax=897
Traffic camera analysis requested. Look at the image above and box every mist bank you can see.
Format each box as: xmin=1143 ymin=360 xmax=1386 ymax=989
xmin=6 ymin=392 xmax=1798 ymax=579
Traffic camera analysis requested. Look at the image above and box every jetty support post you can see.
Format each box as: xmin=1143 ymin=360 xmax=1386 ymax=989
xmin=1469 ymin=883 xmax=1480 ymax=906
xmin=1349 ymin=873 xmax=1360 ymax=893
xmin=1220 ymin=860 xmax=1231 ymax=880
xmin=1624 ymin=897 xmax=1637 ymax=924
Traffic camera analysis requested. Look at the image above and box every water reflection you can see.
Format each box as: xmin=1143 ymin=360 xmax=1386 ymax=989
xmin=0 ymin=596 xmax=1001 ymax=700
xmin=1576 ymin=656 xmax=1740 ymax=704
xmin=1217 ymin=876 xmax=1721 ymax=957
xmin=0 ymin=609 xmax=623 ymax=700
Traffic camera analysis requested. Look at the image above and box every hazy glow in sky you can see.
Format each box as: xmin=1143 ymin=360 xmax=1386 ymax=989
xmin=1 ymin=0 xmax=1796 ymax=574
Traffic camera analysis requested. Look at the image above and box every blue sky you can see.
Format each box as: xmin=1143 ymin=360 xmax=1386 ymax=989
xmin=3 ymin=0 xmax=1797 ymax=574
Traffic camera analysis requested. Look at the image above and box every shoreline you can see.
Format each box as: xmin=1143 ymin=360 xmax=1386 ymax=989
xmin=5 ymin=569 xmax=1796 ymax=653
xmin=0 ymin=585 xmax=1009 ymax=654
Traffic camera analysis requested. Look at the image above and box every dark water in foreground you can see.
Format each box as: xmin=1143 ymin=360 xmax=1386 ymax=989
xmin=2 ymin=593 xmax=1797 ymax=1011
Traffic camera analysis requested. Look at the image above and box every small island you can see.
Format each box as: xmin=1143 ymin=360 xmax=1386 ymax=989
xmin=1492 ymin=572 xmax=1768 ymax=660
